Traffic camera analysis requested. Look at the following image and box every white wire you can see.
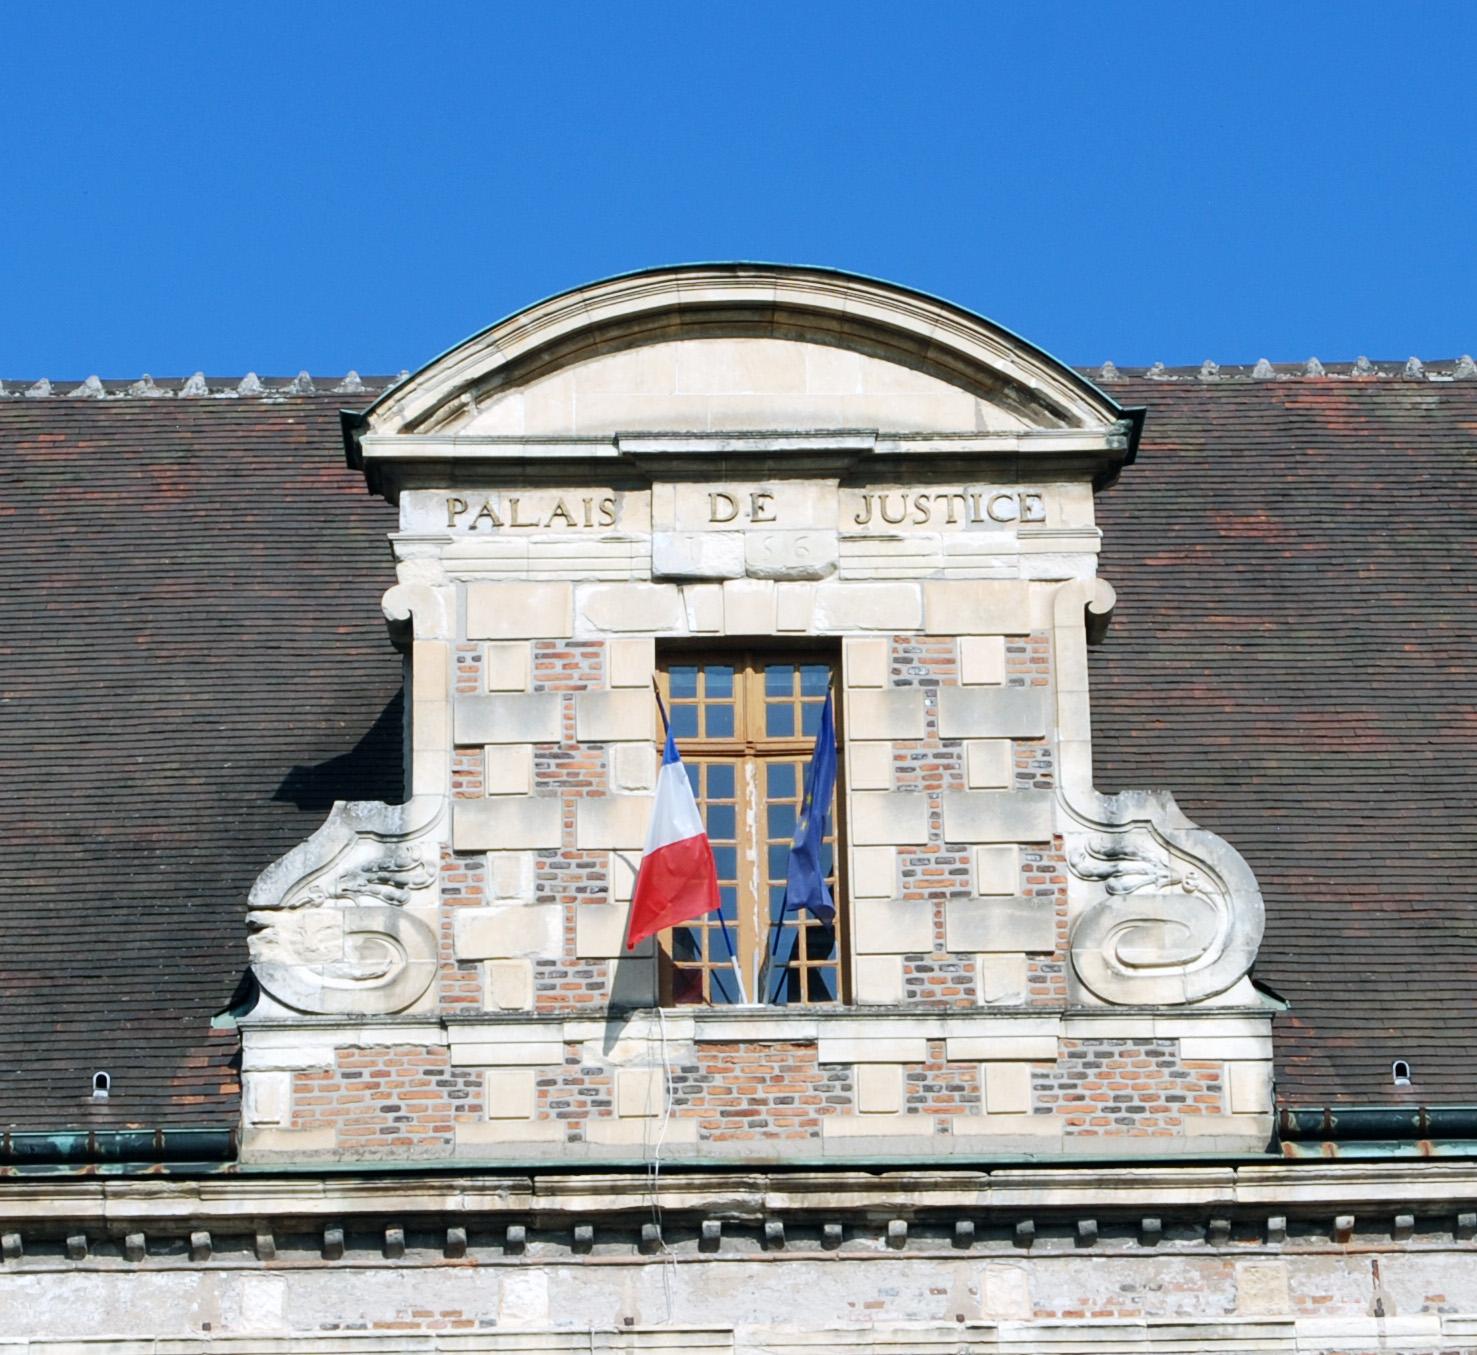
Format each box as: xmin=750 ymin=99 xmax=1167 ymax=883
xmin=645 ymin=1002 xmax=679 ymax=1323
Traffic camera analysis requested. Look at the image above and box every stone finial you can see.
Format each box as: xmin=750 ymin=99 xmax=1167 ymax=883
xmin=1198 ymin=360 xmax=1220 ymax=381
xmin=1097 ymin=361 xmax=1122 ymax=382
xmin=180 ymin=372 xmax=209 ymax=397
xmin=24 ymin=378 xmax=52 ymax=398
xmin=1404 ymin=356 xmax=1425 ymax=379
xmin=1304 ymin=357 xmax=1326 ymax=377
xmin=334 ymin=370 xmax=366 ymax=394
xmin=69 ymin=375 xmax=105 ymax=398
xmin=128 ymin=374 xmax=165 ymax=397
xmin=1252 ymin=358 xmax=1275 ymax=380
xmin=1352 ymin=355 xmax=1376 ymax=377
xmin=1146 ymin=361 xmax=1168 ymax=379
xmin=287 ymin=370 xmax=315 ymax=395
xmin=396 ymin=369 xmax=410 ymax=383
xmin=1453 ymin=354 xmax=1476 ymax=380
xmin=0 ymin=381 xmax=7 ymax=397
xmin=237 ymin=372 xmax=265 ymax=396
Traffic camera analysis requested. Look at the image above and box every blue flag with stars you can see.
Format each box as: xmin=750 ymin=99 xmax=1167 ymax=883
xmin=782 ymin=689 xmax=836 ymax=923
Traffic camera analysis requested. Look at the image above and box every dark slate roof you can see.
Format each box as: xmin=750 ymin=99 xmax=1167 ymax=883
xmin=1 ymin=368 xmax=1474 ymax=1128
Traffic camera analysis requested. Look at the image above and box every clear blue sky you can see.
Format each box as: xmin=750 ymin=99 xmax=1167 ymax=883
xmin=3 ymin=3 xmax=1473 ymax=379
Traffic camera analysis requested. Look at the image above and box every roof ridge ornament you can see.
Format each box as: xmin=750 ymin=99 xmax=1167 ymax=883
xmin=237 ymin=372 xmax=264 ymax=396
xmin=1146 ymin=361 xmax=1168 ymax=379
xmin=1352 ymin=355 xmax=1376 ymax=377
xmin=1252 ymin=358 xmax=1275 ymax=380
xmin=334 ymin=370 xmax=366 ymax=394
xmin=1404 ymin=356 xmax=1425 ymax=379
xmin=69 ymin=375 xmax=105 ymax=398
xmin=25 ymin=378 xmax=52 ymax=398
xmin=1304 ymin=357 xmax=1326 ymax=377
xmin=180 ymin=372 xmax=209 ymax=397
xmin=1197 ymin=360 xmax=1220 ymax=381
xmin=1097 ymin=361 xmax=1122 ymax=383
xmin=286 ymin=371 xmax=315 ymax=395
xmin=128 ymin=374 xmax=166 ymax=398
xmin=1455 ymin=354 xmax=1477 ymax=380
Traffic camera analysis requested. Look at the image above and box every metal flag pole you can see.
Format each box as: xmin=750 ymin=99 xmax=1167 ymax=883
xmin=651 ymin=678 xmax=748 ymax=1004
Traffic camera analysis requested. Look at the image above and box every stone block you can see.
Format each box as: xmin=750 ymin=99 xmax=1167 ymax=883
xmin=847 ymin=742 xmax=893 ymax=791
xmin=813 ymin=581 xmax=921 ymax=632
xmin=923 ymin=581 xmax=1032 ymax=635
xmin=850 ymin=846 xmax=895 ymax=897
xmin=580 ymin=583 xmax=683 ymax=632
xmin=243 ymin=1071 xmax=289 ymax=1126
xmin=983 ymin=1063 xmax=1032 ymax=1114
xmin=853 ymin=955 xmax=904 ymax=1004
xmin=485 ymin=744 xmax=533 ymax=796
xmin=966 ymin=740 xmax=1013 ymax=789
xmin=454 ymin=797 xmax=563 ymax=851
xmin=575 ymin=903 xmax=652 ymax=959
xmin=817 ymin=1036 xmax=928 ymax=1064
xmin=485 ymin=1068 xmax=536 ymax=1120
xmin=411 ymin=749 xmax=449 ymax=797
xmin=608 ymin=851 xmax=638 ymax=902
xmin=744 ymin=529 xmax=838 ymax=580
xmin=449 ymin=1038 xmax=565 ymax=1068
xmin=683 ymin=584 xmax=723 ymax=632
xmin=942 ymin=790 xmax=1054 ymax=843
xmin=607 ymin=636 xmax=655 ymax=689
xmin=820 ymin=1113 xmax=934 ymax=1141
xmin=853 ymin=899 xmax=934 ymax=954
xmin=980 ymin=953 xmax=1028 ymax=1005
xmin=453 ymin=905 xmax=563 ymax=959
xmin=484 ymin=960 xmax=533 ymax=1012
xmin=575 ymin=795 xmax=654 ymax=849
xmin=721 ymin=578 xmax=776 ymax=633
xmin=411 ymin=700 xmax=448 ymax=751
xmin=651 ymin=531 xmax=745 ymax=580
xmin=412 ymin=641 xmax=449 ymax=701
xmin=959 ymin=635 xmax=1006 ymax=686
xmin=1229 ymin=1061 xmax=1272 ymax=1114
xmin=467 ymin=582 xmax=573 ymax=639
xmin=945 ymin=897 xmax=1056 ymax=954
xmin=488 ymin=850 xmax=535 ymax=901
xmin=974 ymin=844 xmax=1020 ymax=894
xmin=945 ymin=1035 xmax=1058 ymax=1061
xmin=937 ymin=687 xmax=1047 ymax=740
xmin=485 ymin=641 xmax=531 ymax=692
xmin=454 ymin=693 xmax=562 ymax=745
xmin=849 ymin=791 xmax=929 ymax=846
xmin=575 ymin=689 xmax=653 ymax=742
xmin=843 ymin=637 xmax=889 ymax=688
xmin=775 ymin=583 xmax=816 ymax=632
xmin=617 ymin=1067 xmax=664 ymax=1118
xmin=612 ymin=741 xmax=657 ymax=791
xmin=846 ymin=688 xmax=925 ymax=741
xmin=856 ymin=1064 xmax=903 ymax=1114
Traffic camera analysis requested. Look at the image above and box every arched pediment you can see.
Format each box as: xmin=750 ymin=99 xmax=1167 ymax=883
xmin=356 ymin=265 xmax=1130 ymax=437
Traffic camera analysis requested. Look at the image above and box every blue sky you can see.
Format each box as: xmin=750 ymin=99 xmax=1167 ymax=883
xmin=2 ymin=3 xmax=1473 ymax=378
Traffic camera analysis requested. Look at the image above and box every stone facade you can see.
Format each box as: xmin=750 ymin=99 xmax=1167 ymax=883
xmin=240 ymin=267 xmax=1274 ymax=1167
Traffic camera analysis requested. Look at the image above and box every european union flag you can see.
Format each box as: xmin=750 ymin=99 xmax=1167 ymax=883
xmin=782 ymin=689 xmax=837 ymax=924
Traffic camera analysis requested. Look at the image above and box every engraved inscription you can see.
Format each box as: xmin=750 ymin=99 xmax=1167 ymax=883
xmin=446 ymin=495 xmax=617 ymax=530
xmin=849 ymin=490 xmax=1045 ymax=528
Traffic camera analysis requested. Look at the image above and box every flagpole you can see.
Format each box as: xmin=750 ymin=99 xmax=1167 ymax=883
xmin=651 ymin=679 xmax=748 ymax=1005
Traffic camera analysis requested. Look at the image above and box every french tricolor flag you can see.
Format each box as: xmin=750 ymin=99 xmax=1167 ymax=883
xmin=624 ymin=729 xmax=722 ymax=951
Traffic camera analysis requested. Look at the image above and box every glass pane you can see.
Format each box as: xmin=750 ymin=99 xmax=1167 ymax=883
xmin=808 ymin=923 xmax=838 ymax=960
xmin=718 ymin=888 xmax=738 ymax=921
xmin=706 ymin=803 xmax=735 ymax=841
xmin=710 ymin=967 xmax=741 ymax=1004
xmin=800 ymin=665 xmax=830 ymax=696
xmin=672 ymin=704 xmax=698 ymax=738
xmin=669 ymin=666 xmax=699 ymax=699
xmin=706 ymin=666 xmax=734 ymax=698
xmin=801 ymin=701 xmax=821 ymax=736
xmin=767 ymin=763 xmax=795 ymax=797
xmin=707 ymin=763 xmax=734 ymax=798
xmin=764 ymin=664 xmax=794 ymax=697
xmin=672 ymin=927 xmax=700 ymax=962
xmin=770 ymin=804 xmax=796 ymax=839
xmin=769 ymin=844 xmax=791 ymax=880
xmin=706 ymin=703 xmax=735 ymax=738
xmin=808 ymin=966 xmax=838 ymax=1001
xmin=684 ymin=762 xmax=700 ymax=796
xmin=766 ymin=702 xmax=794 ymax=737
xmin=713 ymin=845 xmax=737 ymax=879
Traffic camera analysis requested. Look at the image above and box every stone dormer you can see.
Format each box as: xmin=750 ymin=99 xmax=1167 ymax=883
xmin=240 ymin=265 xmax=1273 ymax=1163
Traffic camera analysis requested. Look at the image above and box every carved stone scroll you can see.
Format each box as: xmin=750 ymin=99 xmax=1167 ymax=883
xmin=247 ymin=796 xmax=444 ymax=1016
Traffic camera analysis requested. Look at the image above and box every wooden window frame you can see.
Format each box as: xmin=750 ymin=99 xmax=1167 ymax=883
xmin=653 ymin=648 xmax=848 ymax=1007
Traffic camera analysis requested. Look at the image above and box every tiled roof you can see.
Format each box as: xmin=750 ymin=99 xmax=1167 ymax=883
xmin=0 ymin=369 xmax=1473 ymax=1129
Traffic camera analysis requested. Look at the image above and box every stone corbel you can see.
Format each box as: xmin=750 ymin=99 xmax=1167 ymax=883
xmin=381 ymin=581 xmax=452 ymax=651
xmin=1052 ymin=579 xmax=1265 ymax=1005
xmin=247 ymin=795 xmax=446 ymax=1016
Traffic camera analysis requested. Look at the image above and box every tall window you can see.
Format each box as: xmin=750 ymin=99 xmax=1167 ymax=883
xmin=656 ymin=653 xmax=844 ymax=1006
